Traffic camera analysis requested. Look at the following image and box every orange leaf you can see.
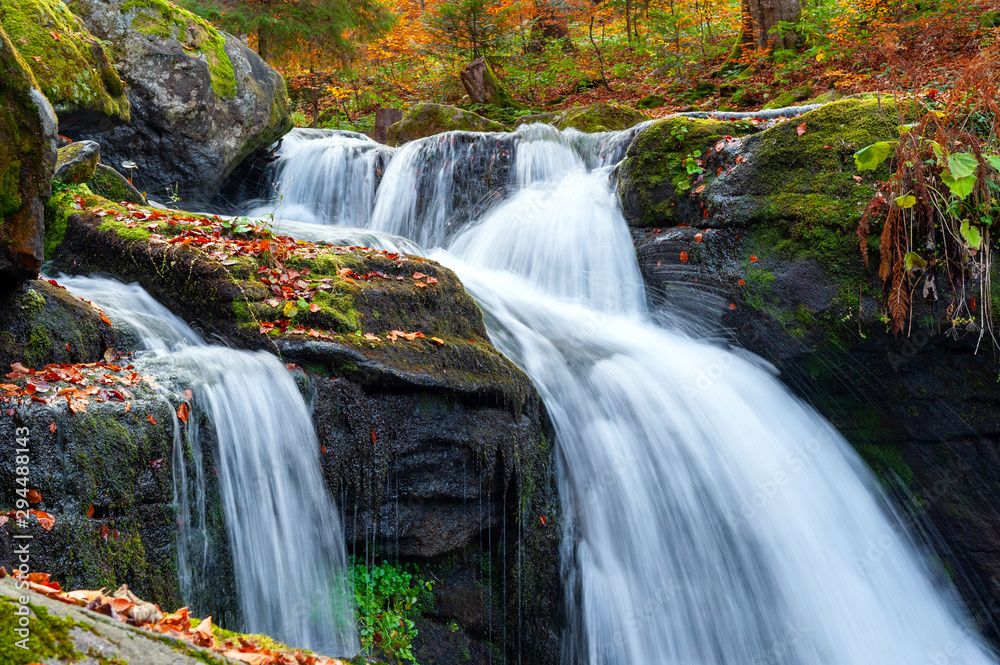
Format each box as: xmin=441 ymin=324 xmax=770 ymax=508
xmin=222 ymin=651 xmax=272 ymax=665
xmin=415 ymin=282 xmax=429 ymax=288
xmin=147 ymin=414 xmax=157 ymax=425
xmin=412 ymin=272 xmax=428 ymax=279
xmin=694 ymin=233 xmax=703 ymax=243
xmin=797 ymin=123 xmax=806 ymax=136
xmin=49 ymin=422 xmax=57 ymax=434
xmin=99 ymin=315 xmax=113 ymax=326
xmin=183 ymin=389 xmax=193 ymax=400
xmin=110 ymin=597 xmax=135 ymax=615
xmin=101 ymin=524 xmax=109 ymax=541
xmin=430 ymin=337 xmax=445 ymax=346
xmin=32 ymin=510 xmax=55 ymax=531
xmin=729 ymin=303 xmax=737 ymax=310
xmin=679 ymin=251 xmax=689 ymax=263
xmin=750 ymin=255 xmax=758 ymax=263
xmin=87 ymin=504 xmax=95 ymax=519
xmin=177 ymin=403 xmax=189 ymax=423
xmin=737 ymin=279 xmax=745 ymax=286
xmin=308 ymin=303 xmax=320 ymax=313
xmin=27 ymin=489 xmax=41 ymax=504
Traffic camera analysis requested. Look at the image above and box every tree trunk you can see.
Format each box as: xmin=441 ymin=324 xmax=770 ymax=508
xmin=744 ymin=0 xmax=801 ymax=51
xmin=460 ymin=57 xmax=522 ymax=108
xmin=256 ymin=26 xmax=270 ymax=61
xmin=625 ymin=0 xmax=633 ymax=42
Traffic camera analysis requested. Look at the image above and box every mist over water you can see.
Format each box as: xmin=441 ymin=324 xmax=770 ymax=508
xmin=53 ymin=274 xmax=359 ymax=657
xmin=258 ymin=123 xmax=999 ymax=664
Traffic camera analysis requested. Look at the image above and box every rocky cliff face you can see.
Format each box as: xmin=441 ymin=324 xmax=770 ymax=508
xmin=619 ymin=96 xmax=1000 ymax=644
xmin=66 ymin=0 xmax=292 ymax=202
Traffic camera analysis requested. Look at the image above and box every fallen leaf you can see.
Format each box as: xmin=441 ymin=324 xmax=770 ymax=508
xmin=412 ymin=272 xmax=428 ymax=279
xmin=730 ymin=303 xmax=737 ymax=310
xmin=415 ymin=282 xmax=429 ymax=288
xmin=99 ymin=315 xmax=113 ymax=326
xmin=694 ymin=233 xmax=703 ymax=242
xmin=87 ymin=504 xmax=95 ymax=519
xmin=27 ymin=489 xmax=41 ymax=504
xmin=101 ymin=524 xmax=109 ymax=541
xmin=750 ymin=255 xmax=758 ymax=263
xmin=183 ymin=389 xmax=193 ymax=400
xmin=308 ymin=303 xmax=321 ymax=313
xmin=177 ymin=403 xmax=189 ymax=423
xmin=797 ymin=123 xmax=807 ymax=136
xmin=539 ymin=516 xmax=547 ymax=526
xmin=737 ymin=279 xmax=745 ymax=286
xmin=49 ymin=422 xmax=57 ymax=434
xmin=431 ymin=337 xmax=445 ymax=346
xmin=147 ymin=414 xmax=157 ymax=425
xmin=679 ymin=251 xmax=689 ymax=263
xmin=363 ymin=333 xmax=381 ymax=342
xmin=32 ymin=510 xmax=55 ymax=531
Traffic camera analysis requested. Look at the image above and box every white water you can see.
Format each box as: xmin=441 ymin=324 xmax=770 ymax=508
xmin=255 ymin=125 xmax=999 ymax=664
xmin=53 ymin=274 xmax=359 ymax=657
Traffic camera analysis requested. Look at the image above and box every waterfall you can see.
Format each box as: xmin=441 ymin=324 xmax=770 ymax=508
xmin=252 ymin=124 xmax=1000 ymax=664
xmin=53 ymin=274 xmax=359 ymax=657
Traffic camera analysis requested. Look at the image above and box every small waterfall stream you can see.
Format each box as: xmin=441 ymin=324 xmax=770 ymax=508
xmin=244 ymin=125 xmax=1000 ymax=664
xmin=53 ymin=275 xmax=359 ymax=657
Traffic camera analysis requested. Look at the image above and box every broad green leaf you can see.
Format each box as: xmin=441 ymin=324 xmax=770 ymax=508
xmin=894 ymin=195 xmax=916 ymax=208
xmin=904 ymin=251 xmax=926 ymax=271
xmin=941 ymin=171 xmax=976 ymax=199
xmin=854 ymin=142 xmax=894 ymax=171
xmin=961 ymin=220 xmax=983 ymax=249
xmin=947 ymin=152 xmax=979 ymax=179
xmin=985 ymin=154 xmax=1000 ymax=171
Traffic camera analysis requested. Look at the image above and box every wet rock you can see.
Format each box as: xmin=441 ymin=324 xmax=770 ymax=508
xmin=54 ymin=141 xmax=100 ymax=185
xmin=387 ymin=103 xmax=505 ymax=146
xmin=0 ymin=279 xmax=123 ymax=370
xmin=0 ymin=24 xmax=57 ymax=287
xmin=0 ymin=0 xmax=130 ymax=133
xmin=517 ymin=101 xmax=649 ymax=133
xmin=67 ymin=0 xmax=292 ymax=202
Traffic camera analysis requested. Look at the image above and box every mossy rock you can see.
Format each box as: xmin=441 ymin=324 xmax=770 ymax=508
xmin=0 ymin=0 xmax=130 ymax=133
xmin=763 ymin=85 xmax=815 ymax=110
xmin=0 ymin=23 xmax=57 ymax=286
xmin=387 ymin=102 xmax=505 ymax=146
xmin=86 ymin=163 xmax=146 ymax=204
xmin=808 ymin=90 xmax=846 ymax=105
xmin=53 ymin=141 xmax=101 ymax=184
xmin=0 ymin=278 xmax=123 ymax=368
xmin=691 ymin=81 xmax=717 ymax=99
xmin=636 ymin=94 xmax=665 ymax=110
xmin=616 ymin=115 xmax=761 ymax=227
xmin=67 ymin=0 xmax=292 ymax=200
xmin=516 ymin=102 xmax=650 ymax=133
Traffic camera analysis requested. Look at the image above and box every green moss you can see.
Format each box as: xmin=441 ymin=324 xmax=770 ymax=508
xmin=762 ymin=85 xmax=814 ymax=110
xmin=45 ymin=183 xmax=97 ymax=259
xmin=858 ymin=443 xmax=914 ymax=487
xmin=87 ymin=164 xmax=145 ymax=204
xmin=387 ymin=103 xmax=505 ymax=145
xmin=0 ymin=159 xmax=21 ymax=216
xmin=0 ymin=598 xmax=80 ymax=664
xmin=0 ymin=0 xmax=129 ymax=124
xmin=619 ymin=116 xmax=758 ymax=227
xmin=119 ymin=0 xmax=236 ymax=98
xmin=518 ymin=102 xmax=650 ymax=133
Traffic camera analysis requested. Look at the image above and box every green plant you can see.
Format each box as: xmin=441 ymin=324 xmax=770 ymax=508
xmin=350 ymin=558 xmax=435 ymax=664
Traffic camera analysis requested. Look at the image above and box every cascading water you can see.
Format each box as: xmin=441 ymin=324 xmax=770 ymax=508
xmin=53 ymin=274 xmax=359 ymax=657
xmin=246 ymin=122 xmax=1000 ymax=664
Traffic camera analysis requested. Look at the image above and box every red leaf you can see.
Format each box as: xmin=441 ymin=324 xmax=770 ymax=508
xmin=31 ymin=56 xmax=42 ymax=62
xmin=101 ymin=524 xmax=109 ymax=541
xmin=679 ymin=251 xmax=689 ymax=263
xmin=729 ymin=303 xmax=737 ymax=310
xmin=971 ymin=297 xmax=977 ymax=311
xmin=694 ymin=233 xmax=703 ymax=243
xmin=87 ymin=504 xmax=95 ymax=519
xmin=750 ymin=255 xmax=758 ymax=263
xmin=50 ymin=31 xmax=61 ymax=40
xmin=321 ymin=445 xmax=327 ymax=454
xmin=371 ymin=429 xmax=377 ymax=445
xmin=797 ymin=123 xmax=807 ymax=136
xmin=99 ymin=315 xmax=113 ymax=326
xmin=737 ymin=279 xmax=745 ymax=286
xmin=539 ymin=516 xmax=547 ymax=526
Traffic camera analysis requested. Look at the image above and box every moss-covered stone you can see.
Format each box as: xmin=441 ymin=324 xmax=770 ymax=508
xmin=762 ymin=84 xmax=814 ymax=109
xmin=516 ymin=101 xmax=650 ymax=133
xmin=617 ymin=115 xmax=760 ymax=227
xmin=636 ymin=94 xmax=665 ymax=110
xmin=387 ymin=103 xmax=506 ymax=146
xmin=692 ymin=81 xmax=717 ymax=99
xmin=0 ymin=598 xmax=79 ymax=664
xmin=0 ymin=22 xmax=57 ymax=285
xmin=54 ymin=140 xmax=101 ymax=184
xmin=0 ymin=0 xmax=129 ymax=132
xmin=86 ymin=163 xmax=147 ymax=204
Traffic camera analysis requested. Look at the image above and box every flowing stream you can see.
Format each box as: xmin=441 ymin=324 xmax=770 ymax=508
xmin=244 ymin=125 xmax=1000 ymax=664
xmin=53 ymin=274 xmax=358 ymax=657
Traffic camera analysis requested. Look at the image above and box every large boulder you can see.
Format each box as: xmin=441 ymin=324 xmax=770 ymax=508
xmin=517 ymin=101 xmax=650 ymax=133
xmin=0 ymin=0 xmax=130 ymax=133
xmin=387 ymin=102 xmax=505 ymax=146
xmin=67 ymin=0 xmax=292 ymax=201
xmin=0 ymin=24 xmax=57 ymax=288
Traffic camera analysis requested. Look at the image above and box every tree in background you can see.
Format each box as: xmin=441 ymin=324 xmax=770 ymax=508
xmin=424 ymin=0 xmax=521 ymax=59
xmin=178 ymin=0 xmax=394 ymax=61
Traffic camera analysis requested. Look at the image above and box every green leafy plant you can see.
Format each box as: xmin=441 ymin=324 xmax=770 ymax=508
xmin=350 ymin=558 xmax=435 ymax=664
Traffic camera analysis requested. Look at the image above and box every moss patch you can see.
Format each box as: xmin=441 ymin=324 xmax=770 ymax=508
xmin=0 ymin=0 xmax=129 ymax=126
xmin=517 ymin=102 xmax=650 ymax=133
xmin=0 ymin=598 xmax=80 ymax=664
xmin=387 ymin=103 xmax=505 ymax=146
